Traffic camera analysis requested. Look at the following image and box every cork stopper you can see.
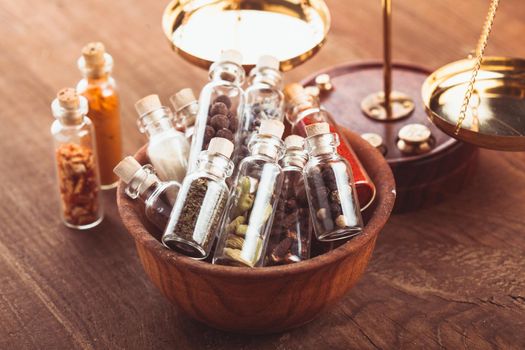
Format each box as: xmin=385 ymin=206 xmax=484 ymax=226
xmin=284 ymin=83 xmax=306 ymax=103
xmin=170 ymin=88 xmax=196 ymax=110
xmin=57 ymin=88 xmax=80 ymax=109
xmin=81 ymin=42 xmax=106 ymax=67
xmin=257 ymin=55 xmax=280 ymax=70
xmin=220 ymin=49 xmax=243 ymax=66
xmin=305 ymin=122 xmax=330 ymax=137
xmin=208 ymin=137 xmax=234 ymax=159
xmin=135 ymin=94 xmax=162 ymax=116
xmin=259 ymin=120 xmax=285 ymax=139
xmin=113 ymin=156 xmax=142 ymax=184
xmin=284 ymin=135 xmax=304 ymax=149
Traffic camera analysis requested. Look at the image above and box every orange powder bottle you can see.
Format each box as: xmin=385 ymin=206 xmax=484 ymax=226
xmin=76 ymin=42 xmax=123 ymax=189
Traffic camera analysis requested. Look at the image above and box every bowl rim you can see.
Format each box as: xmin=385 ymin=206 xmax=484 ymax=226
xmin=117 ymin=130 xmax=396 ymax=279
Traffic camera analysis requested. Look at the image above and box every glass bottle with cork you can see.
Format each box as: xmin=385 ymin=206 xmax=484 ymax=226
xmin=170 ymin=88 xmax=198 ymax=140
xmin=114 ymin=156 xmax=181 ymax=231
xmin=213 ymin=120 xmax=286 ymax=267
xmin=76 ymin=42 xmax=122 ymax=190
xmin=303 ymin=122 xmax=363 ymax=241
xmin=265 ymin=135 xmax=312 ymax=265
xmin=162 ymin=137 xmax=235 ymax=259
xmin=186 ymin=49 xmax=246 ymax=173
xmin=234 ymin=55 xmax=285 ymax=162
xmin=51 ymin=88 xmax=103 ymax=229
xmin=284 ymin=83 xmax=376 ymax=210
xmin=134 ymin=94 xmax=189 ymax=184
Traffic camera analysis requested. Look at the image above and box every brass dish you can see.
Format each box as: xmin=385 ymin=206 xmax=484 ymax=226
xmin=422 ymin=56 xmax=525 ymax=151
xmin=162 ymin=0 xmax=330 ymax=71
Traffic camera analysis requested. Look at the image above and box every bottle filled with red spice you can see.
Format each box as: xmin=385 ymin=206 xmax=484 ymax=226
xmin=284 ymin=83 xmax=376 ymax=210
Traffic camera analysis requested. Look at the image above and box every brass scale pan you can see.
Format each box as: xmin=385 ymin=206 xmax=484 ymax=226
xmin=163 ymin=0 xmax=525 ymax=152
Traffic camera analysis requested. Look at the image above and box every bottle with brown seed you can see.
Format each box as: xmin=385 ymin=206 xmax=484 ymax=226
xmin=76 ymin=42 xmax=122 ymax=190
xmin=162 ymin=137 xmax=234 ymax=259
xmin=303 ymin=122 xmax=363 ymax=241
xmin=186 ymin=50 xmax=246 ymax=173
xmin=51 ymin=88 xmax=103 ymax=229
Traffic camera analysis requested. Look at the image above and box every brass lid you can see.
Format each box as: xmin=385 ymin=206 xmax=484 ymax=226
xmin=162 ymin=0 xmax=331 ymax=71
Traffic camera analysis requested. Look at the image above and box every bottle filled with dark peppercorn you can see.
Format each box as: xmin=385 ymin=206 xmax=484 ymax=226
xmin=186 ymin=50 xmax=245 ymax=174
xmin=265 ymin=135 xmax=312 ymax=266
xmin=303 ymin=122 xmax=363 ymax=241
xmin=113 ymin=156 xmax=180 ymax=231
xmin=162 ymin=138 xmax=234 ymax=259
xmin=234 ymin=55 xmax=284 ymax=164
xmin=213 ymin=120 xmax=286 ymax=267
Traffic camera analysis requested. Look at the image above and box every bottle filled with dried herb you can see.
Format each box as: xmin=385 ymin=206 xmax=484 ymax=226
xmin=51 ymin=88 xmax=103 ymax=229
xmin=135 ymin=94 xmax=190 ymax=184
xmin=285 ymin=83 xmax=376 ymax=210
xmin=186 ymin=50 xmax=245 ymax=173
xmin=114 ymin=156 xmax=180 ymax=231
xmin=265 ymin=135 xmax=312 ymax=265
xmin=76 ymin=42 xmax=122 ymax=190
xmin=303 ymin=122 xmax=363 ymax=241
xmin=170 ymin=88 xmax=198 ymax=140
xmin=233 ymin=55 xmax=284 ymax=163
xmin=162 ymin=138 xmax=234 ymax=259
xmin=213 ymin=120 xmax=286 ymax=267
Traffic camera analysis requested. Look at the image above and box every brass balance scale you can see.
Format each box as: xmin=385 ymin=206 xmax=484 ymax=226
xmin=162 ymin=0 xmax=525 ymax=212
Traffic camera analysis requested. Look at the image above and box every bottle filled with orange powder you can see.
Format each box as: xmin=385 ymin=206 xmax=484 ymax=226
xmin=77 ymin=42 xmax=123 ymax=189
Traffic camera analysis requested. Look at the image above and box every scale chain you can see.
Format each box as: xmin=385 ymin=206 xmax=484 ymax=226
xmin=455 ymin=0 xmax=500 ymax=135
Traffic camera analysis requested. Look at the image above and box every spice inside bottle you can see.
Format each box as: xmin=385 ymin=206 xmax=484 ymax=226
xmin=265 ymin=135 xmax=312 ymax=266
xmin=285 ymin=83 xmax=376 ymax=210
xmin=234 ymin=55 xmax=285 ymax=163
xmin=114 ymin=156 xmax=180 ymax=231
xmin=76 ymin=42 xmax=122 ymax=190
xmin=303 ymin=122 xmax=363 ymax=241
xmin=162 ymin=137 xmax=234 ymax=259
xmin=51 ymin=88 xmax=103 ymax=229
xmin=170 ymin=88 xmax=198 ymax=140
xmin=135 ymin=94 xmax=190 ymax=184
xmin=186 ymin=49 xmax=246 ymax=173
xmin=213 ymin=120 xmax=286 ymax=267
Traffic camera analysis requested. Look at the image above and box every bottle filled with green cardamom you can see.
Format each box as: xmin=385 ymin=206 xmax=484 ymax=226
xmin=162 ymin=137 xmax=234 ymax=259
xmin=213 ymin=120 xmax=286 ymax=267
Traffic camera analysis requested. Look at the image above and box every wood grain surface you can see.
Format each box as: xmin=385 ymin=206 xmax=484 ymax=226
xmin=1 ymin=0 xmax=524 ymax=349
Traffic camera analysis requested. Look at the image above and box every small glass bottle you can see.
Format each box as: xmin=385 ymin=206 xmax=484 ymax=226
xmin=265 ymin=135 xmax=312 ymax=266
xmin=76 ymin=42 xmax=122 ymax=189
xmin=234 ymin=55 xmax=284 ymax=163
xmin=51 ymin=88 xmax=103 ymax=229
xmin=114 ymin=156 xmax=180 ymax=231
xmin=187 ymin=50 xmax=245 ymax=173
xmin=303 ymin=122 xmax=364 ymax=241
xmin=285 ymin=83 xmax=376 ymax=210
xmin=213 ymin=120 xmax=286 ymax=267
xmin=135 ymin=94 xmax=190 ymax=184
xmin=170 ymin=88 xmax=198 ymax=140
xmin=162 ymin=138 xmax=234 ymax=259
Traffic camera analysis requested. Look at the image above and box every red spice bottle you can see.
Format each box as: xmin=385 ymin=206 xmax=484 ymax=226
xmin=284 ymin=83 xmax=376 ymax=210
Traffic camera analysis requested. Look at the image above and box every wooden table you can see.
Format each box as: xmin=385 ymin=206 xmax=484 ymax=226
xmin=1 ymin=0 xmax=524 ymax=348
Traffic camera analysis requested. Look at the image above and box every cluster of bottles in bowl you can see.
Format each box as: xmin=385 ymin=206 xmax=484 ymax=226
xmin=113 ymin=50 xmax=369 ymax=267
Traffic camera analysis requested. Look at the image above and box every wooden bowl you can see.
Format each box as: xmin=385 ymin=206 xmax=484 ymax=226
xmin=116 ymin=129 xmax=396 ymax=334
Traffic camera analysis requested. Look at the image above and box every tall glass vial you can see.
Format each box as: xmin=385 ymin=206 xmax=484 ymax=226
xmin=303 ymin=122 xmax=363 ymax=241
xmin=213 ymin=120 xmax=286 ymax=267
xmin=77 ymin=42 xmax=122 ymax=189
xmin=51 ymin=88 xmax=103 ymax=229
xmin=135 ymin=94 xmax=189 ymax=184
xmin=285 ymin=83 xmax=376 ymax=210
xmin=163 ymin=138 xmax=234 ymax=259
xmin=187 ymin=50 xmax=245 ymax=173
xmin=266 ymin=135 xmax=312 ymax=265
xmin=170 ymin=88 xmax=198 ymax=140
xmin=234 ymin=55 xmax=284 ymax=163
xmin=114 ymin=156 xmax=180 ymax=231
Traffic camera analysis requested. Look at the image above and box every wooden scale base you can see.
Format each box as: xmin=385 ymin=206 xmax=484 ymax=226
xmin=302 ymin=62 xmax=479 ymax=213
